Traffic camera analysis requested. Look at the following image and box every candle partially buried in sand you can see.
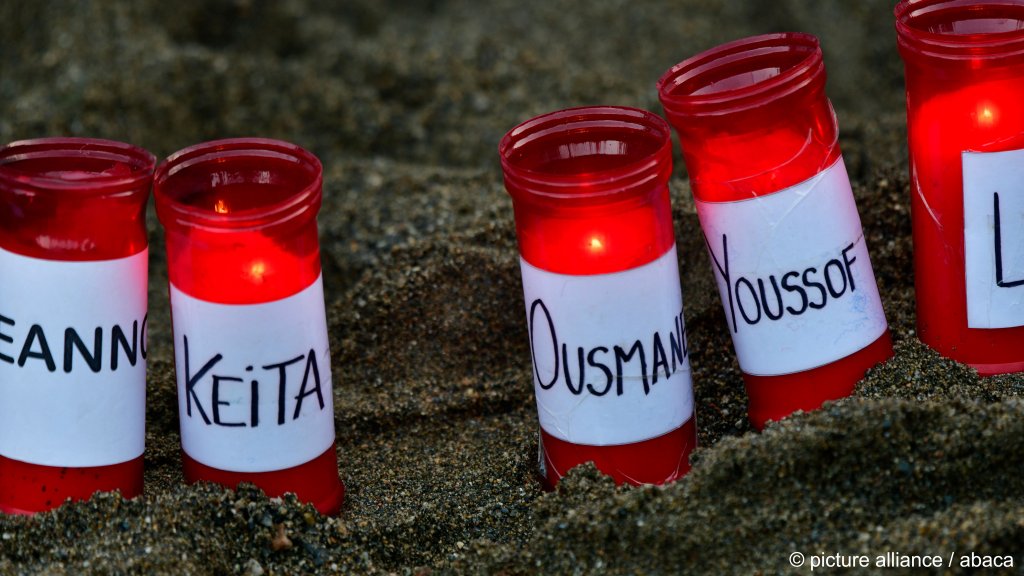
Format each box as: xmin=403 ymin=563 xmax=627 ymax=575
xmin=0 ymin=137 xmax=154 ymax=514
xmin=500 ymin=106 xmax=698 ymax=487
xmin=154 ymin=138 xmax=344 ymax=515
xmin=658 ymin=33 xmax=893 ymax=429
xmin=897 ymin=0 xmax=1024 ymax=374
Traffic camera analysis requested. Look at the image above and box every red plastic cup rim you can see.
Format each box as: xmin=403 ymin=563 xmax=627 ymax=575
xmin=657 ymin=32 xmax=824 ymax=117
xmin=154 ymin=137 xmax=323 ymax=232
xmin=0 ymin=137 xmax=156 ymax=197
xmin=499 ymin=106 xmax=672 ymax=206
xmin=896 ymin=0 xmax=1024 ymax=61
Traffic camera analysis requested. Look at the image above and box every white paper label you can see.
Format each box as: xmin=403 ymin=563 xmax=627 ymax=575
xmin=171 ymin=275 xmax=335 ymax=473
xmin=520 ymin=246 xmax=695 ymax=446
xmin=695 ymin=158 xmax=887 ymax=376
xmin=0 ymin=247 xmax=148 ymax=467
xmin=964 ymin=148 xmax=1024 ymax=329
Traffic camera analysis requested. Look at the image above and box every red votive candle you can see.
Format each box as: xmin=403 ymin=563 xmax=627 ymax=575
xmin=154 ymin=138 xmax=343 ymax=515
xmin=897 ymin=0 xmax=1024 ymax=374
xmin=500 ymin=106 xmax=698 ymax=487
xmin=658 ymin=33 xmax=893 ymax=429
xmin=0 ymin=137 xmax=154 ymax=514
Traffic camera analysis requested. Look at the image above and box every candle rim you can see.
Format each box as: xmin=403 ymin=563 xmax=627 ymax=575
xmin=657 ymin=32 xmax=825 ymax=117
xmin=154 ymin=137 xmax=323 ymax=232
xmin=896 ymin=0 xmax=1024 ymax=61
xmin=0 ymin=137 xmax=155 ymax=196
xmin=498 ymin=105 xmax=672 ymax=204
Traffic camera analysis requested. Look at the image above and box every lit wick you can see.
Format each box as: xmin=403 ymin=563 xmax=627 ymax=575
xmin=978 ymin=104 xmax=997 ymax=128
xmin=214 ymin=199 xmax=229 ymax=214
xmin=248 ymin=260 xmax=267 ymax=283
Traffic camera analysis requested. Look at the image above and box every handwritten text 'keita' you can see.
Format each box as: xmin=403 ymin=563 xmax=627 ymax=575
xmin=181 ymin=335 xmax=326 ymax=429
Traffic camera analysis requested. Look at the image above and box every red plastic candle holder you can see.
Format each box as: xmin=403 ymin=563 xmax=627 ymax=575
xmin=0 ymin=137 xmax=154 ymax=514
xmin=897 ymin=0 xmax=1024 ymax=374
xmin=500 ymin=106 xmax=698 ymax=487
xmin=154 ymin=138 xmax=343 ymax=515
xmin=658 ymin=33 xmax=893 ymax=429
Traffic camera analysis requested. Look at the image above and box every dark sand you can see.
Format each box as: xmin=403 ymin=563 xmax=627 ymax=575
xmin=3 ymin=0 xmax=1024 ymax=574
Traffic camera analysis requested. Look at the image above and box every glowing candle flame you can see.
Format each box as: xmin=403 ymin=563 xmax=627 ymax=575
xmin=214 ymin=199 xmax=229 ymax=214
xmin=978 ymin=104 xmax=997 ymax=128
xmin=588 ymin=236 xmax=605 ymax=253
xmin=248 ymin=260 xmax=267 ymax=282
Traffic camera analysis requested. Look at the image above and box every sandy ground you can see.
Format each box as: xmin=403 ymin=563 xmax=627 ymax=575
xmin=2 ymin=0 xmax=1024 ymax=574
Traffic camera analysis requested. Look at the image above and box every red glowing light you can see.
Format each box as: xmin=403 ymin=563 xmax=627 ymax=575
xmin=502 ymin=107 xmax=697 ymax=488
xmin=0 ymin=137 xmax=154 ymax=515
xmin=898 ymin=0 xmax=1024 ymax=373
xmin=659 ymin=33 xmax=893 ymax=429
xmin=155 ymin=138 xmax=344 ymax=515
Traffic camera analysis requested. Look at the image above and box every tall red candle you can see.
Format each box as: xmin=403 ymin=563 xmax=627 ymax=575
xmin=500 ymin=106 xmax=698 ymax=487
xmin=658 ymin=33 xmax=893 ymax=429
xmin=154 ymin=138 xmax=344 ymax=515
xmin=0 ymin=137 xmax=154 ymax=514
xmin=897 ymin=0 xmax=1024 ymax=374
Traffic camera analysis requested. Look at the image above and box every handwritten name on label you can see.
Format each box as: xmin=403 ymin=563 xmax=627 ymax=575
xmin=0 ymin=247 xmax=148 ymax=467
xmin=964 ymin=148 xmax=1024 ymax=328
xmin=171 ymin=276 xmax=335 ymax=473
xmin=695 ymin=158 xmax=887 ymax=376
xmin=520 ymin=246 xmax=695 ymax=446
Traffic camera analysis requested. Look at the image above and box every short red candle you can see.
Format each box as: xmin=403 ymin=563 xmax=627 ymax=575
xmin=897 ymin=0 xmax=1024 ymax=374
xmin=154 ymin=138 xmax=344 ymax=515
xmin=0 ymin=137 xmax=154 ymax=514
xmin=500 ymin=106 xmax=698 ymax=487
xmin=658 ymin=33 xmax=894 ymax=429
